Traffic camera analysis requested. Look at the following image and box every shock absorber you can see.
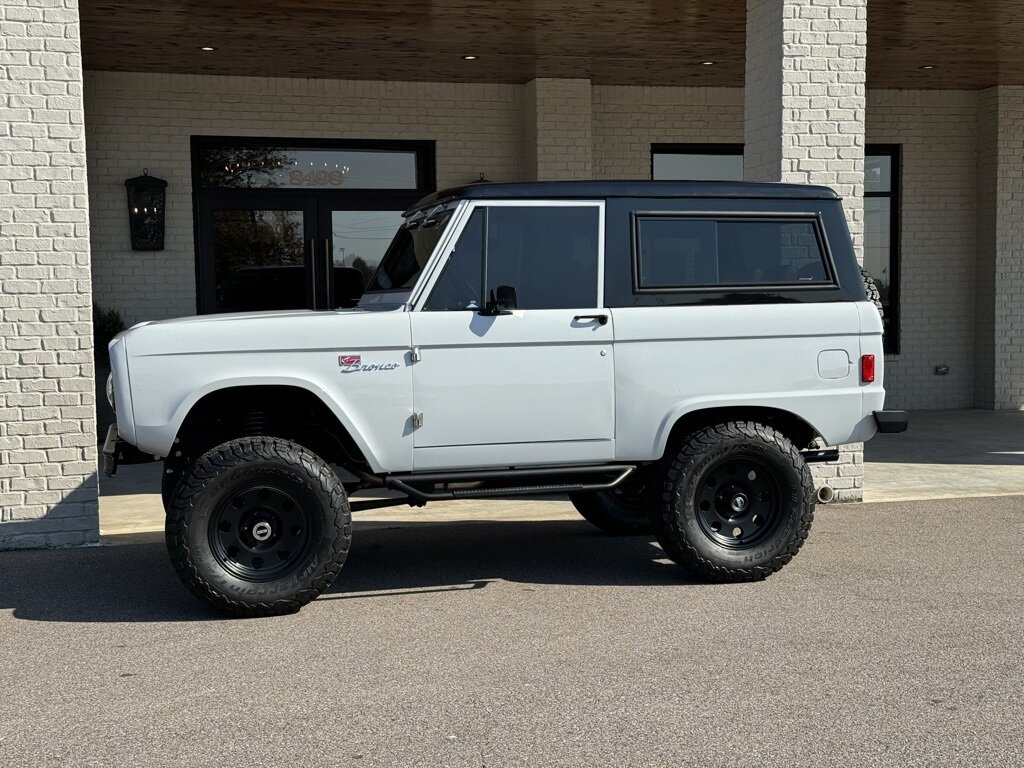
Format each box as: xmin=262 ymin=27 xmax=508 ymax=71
xmin=243 ymin=410 xmax=267 ymax=436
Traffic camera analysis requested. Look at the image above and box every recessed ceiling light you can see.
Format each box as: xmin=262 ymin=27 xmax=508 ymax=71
xmin=462 ymin=54 xmax=477 ymax=61
xmin=701 ymin=60 xmax=715 ymax=66
xmin=199 ymin=46 xmax=216 ymax=52
xmin=919 ymin=64 xmax=936 ymax=70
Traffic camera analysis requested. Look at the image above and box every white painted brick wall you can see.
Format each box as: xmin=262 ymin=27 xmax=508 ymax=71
xmin=744 ymin=0 xmax=867 ymax=502
xmin=84 ymin=72 xmax=525 ymax=325
xmin=524 ymin=78 xmax=593 ymax=180
xmin=593 ymin=86 xmax=744 ymax=177
xmin=977 ymin=86 xmax=1024 ymax=410
xmin=0 ymin=0 xmax=98 ymax=549
xmin=869 ymin=90 xmax=979 ymax=410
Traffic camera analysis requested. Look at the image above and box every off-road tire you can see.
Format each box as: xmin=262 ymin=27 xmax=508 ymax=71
xmin=166 ymin=436 xmax=351 ymax=617
xmin=653 ymin=421 xmax=815 ymax=582
xmin=861 ymin=268 xmax=884 ymax=320
xmin=569 ymin=472 xmax=654 ymax=535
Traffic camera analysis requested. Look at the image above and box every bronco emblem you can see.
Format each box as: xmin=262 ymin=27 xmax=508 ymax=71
xmin=339 ymin=354 xmax=399 ymax=373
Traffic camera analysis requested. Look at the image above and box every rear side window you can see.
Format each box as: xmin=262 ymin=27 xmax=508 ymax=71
xmin=634 ymin=216 xmax=832 ymax=290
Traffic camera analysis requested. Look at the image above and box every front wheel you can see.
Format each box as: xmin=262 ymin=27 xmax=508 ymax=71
xmin=165 ymin=436 xmax=351 ymax=617
xmin=653 ymin=421 xmax=815 ymax=582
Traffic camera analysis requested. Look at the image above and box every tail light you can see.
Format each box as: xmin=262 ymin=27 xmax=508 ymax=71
xmin=861 ymin=354 xmax=876 ymax=383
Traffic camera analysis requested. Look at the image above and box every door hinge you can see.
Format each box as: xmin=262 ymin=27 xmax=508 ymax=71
xmin=410 ymin=346 xmax=422 ymax=363
xmin=411 ymin=411 xmax=424 ymax=428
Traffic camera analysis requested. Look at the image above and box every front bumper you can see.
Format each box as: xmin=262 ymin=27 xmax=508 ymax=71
xmin=873 ymin=410 xmax=909 ymax=434
xmin=102 ymin=424 xmax=121 ymax=476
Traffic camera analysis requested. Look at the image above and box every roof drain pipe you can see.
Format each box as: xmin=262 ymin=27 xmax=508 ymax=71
xmin=817 ymin=485 xmax=836 ymax=504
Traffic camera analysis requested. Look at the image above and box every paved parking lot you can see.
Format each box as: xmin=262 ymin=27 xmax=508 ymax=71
xmin=1 ymin=495 xmax=1022 ymax=767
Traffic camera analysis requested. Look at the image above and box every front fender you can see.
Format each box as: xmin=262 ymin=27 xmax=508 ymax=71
xmin=132 ymin=375 xmax=392 ymax=473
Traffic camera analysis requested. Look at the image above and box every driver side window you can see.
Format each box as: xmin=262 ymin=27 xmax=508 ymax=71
xmin=423 ymin=209 xmax=484 ymax=311
xmin=424 ymin=204 xmax=601 ymax=311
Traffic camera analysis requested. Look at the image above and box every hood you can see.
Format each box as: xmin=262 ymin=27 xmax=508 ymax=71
xmin=119 ymin=306 xmax=402 ymax=358
xmin=129 ymin=308 xmax=360 ymax=331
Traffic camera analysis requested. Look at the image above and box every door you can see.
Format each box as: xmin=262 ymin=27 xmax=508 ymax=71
xmin=197 ymin=193 xmax=317 ymax=313
xmin=192 ymin=136 xmax=435 ymax=313
xmin=409 ymin=202 xmax=615 ymax=471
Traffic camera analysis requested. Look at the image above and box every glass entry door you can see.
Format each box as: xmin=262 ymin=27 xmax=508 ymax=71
xmin=192 ymin=136 xmax=435 ymax=314
xmin=198 ymin=194 xmax=317 ymax=313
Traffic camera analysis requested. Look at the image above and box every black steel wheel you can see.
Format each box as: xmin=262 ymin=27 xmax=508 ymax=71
xmin=569 ymin=469 xmax=654 ymax=535
xmin=694 ymin=456 xmax=781 ymax=549
xmin=653 ymin=421 xmax=815 ymax=582
xmin=209 ymin=484 xmax=317 ymax=582
xmin=166 ymin=436 xmax=351 ymax=617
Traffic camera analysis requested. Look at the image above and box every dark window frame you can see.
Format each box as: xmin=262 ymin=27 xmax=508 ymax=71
xmin=864 ymin=143 xmax=901 ymax=354
xmin=631 ymin=211 xmax=838 ymax=293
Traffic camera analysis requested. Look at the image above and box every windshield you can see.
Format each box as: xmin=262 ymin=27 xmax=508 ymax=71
xmin=363 ymin=205 xmax=455 ymax=294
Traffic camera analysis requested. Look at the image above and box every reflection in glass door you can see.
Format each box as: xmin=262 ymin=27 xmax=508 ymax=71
xmin=212 ymin=209 xmax=308 ymax=312
xmin=199 ymin=196 xmax=315 ymax=314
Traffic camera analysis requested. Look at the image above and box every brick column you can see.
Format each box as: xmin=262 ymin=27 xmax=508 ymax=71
xmin=976 ymin=86 xmax=1024 ymax=410
xmin=0 ymin=0 xmax=98 ymax=548
xmin=744 ymin=0 xmax=867 ymax=501
xmin=522 ymin=78 xmax=593 ymax=181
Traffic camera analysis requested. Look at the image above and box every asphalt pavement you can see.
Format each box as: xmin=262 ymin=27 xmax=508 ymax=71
xmin=1 ymin=495 xmax=1022 ymax=767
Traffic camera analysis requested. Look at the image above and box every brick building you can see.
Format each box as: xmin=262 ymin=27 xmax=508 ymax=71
xmin=1 ymin=0 xmax=1022 ymax=548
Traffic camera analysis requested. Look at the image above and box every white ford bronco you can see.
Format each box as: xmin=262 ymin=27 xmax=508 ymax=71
xmin=104 ymin=181 xmax=906 ymax=617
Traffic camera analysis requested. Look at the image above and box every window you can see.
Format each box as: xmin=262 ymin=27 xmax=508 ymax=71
xmin=423 ymin=208 xmax=485 ymax=310
xmin=424 ymin=205 xmax=600 ymax=311
xmin=651 ymin=143 xmax=901 ymax=350
xmin=651 ymin=143 xmax=744 ymax=181
xmin=864 ymin=146 xmax=900 ymax=353
xmin=365 ymin=206 xmax=455 ymax=293
xmin=191 ymin=136 xmax=436 ymax=314
xmin=635 ymin=216 xmax=831 ymax=290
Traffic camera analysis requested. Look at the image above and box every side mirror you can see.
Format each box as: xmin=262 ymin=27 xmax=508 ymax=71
xmin=332 ymin=266 xmax=365 ymax=308
xmin=479 ymin=285 xmax=517 ymax=316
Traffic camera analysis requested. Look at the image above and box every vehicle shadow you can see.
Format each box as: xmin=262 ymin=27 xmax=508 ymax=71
xmin=0 ymin=519 xmax=695 ymax=624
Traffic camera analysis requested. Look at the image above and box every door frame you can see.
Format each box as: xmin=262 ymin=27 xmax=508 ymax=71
xmin=190 ymin=135 xmax=436 ymax=313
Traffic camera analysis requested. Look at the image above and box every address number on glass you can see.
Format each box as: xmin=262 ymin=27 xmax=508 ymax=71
xmin=289 ymin=169 xmax=347 ymax=186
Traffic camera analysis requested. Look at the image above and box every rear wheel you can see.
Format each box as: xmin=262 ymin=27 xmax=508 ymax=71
xmin=653 ymin=421 xmax=814 ymax=582
xmin=166 ymin=436 xmax=351 ymax=617
xmin=569 ymin=470 xmax=654 ymax=535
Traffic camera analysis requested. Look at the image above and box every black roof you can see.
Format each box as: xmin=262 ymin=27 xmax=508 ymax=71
xmin=410 ymin=180 xmax=840 ymax=212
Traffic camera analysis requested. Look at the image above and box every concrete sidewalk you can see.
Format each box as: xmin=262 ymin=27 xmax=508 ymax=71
xmin=865 ymin=409 xmax=1024 ymax=502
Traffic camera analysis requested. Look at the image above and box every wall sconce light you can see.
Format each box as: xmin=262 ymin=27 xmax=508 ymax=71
xmin=124 ymin=168 xmax=167 ymax=250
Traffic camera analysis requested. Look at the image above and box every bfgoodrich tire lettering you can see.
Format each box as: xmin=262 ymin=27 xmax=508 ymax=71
xmin=165 ymin=437 xmax=351 ymax=617
xmin=654 ymin=421 xmax=815 ymax=582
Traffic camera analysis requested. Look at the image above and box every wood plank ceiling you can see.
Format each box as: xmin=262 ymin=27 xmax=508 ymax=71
xmin=79 ymin=0 xmax=1024 ymax=88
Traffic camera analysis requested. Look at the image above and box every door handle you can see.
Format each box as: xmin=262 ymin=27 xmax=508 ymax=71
xmin=574 ymin=314 xmax=608 ymax=325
